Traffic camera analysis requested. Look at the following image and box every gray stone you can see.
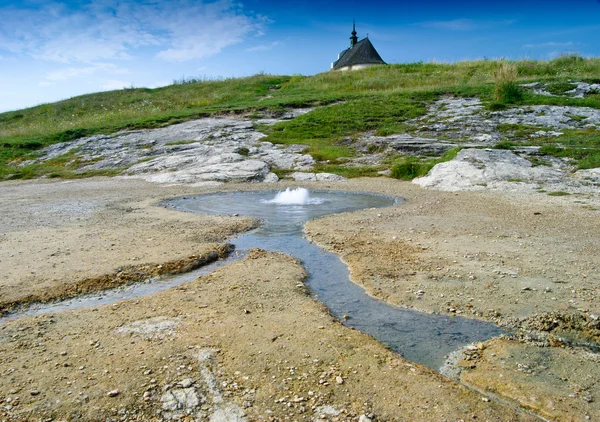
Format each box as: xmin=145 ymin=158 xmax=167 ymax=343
xmin=161 ymin=387 xmax=202 ymax=411
xmin=21 ymin=111 xmax=316 ymax=185
xmin=414 ymin=148 xmax=563 ymax=191
xmin=290 ymin=172 xmax=316 ymax=182
xmin=315 ymin=173 xmax=346 ymax=181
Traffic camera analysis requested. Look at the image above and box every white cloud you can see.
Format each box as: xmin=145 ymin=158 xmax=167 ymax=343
xmin=420 ymin=19 xmax=477 ymax=31
xmin=522 ymin=41 xmax=575 ymax=49
xmin=245 ymin=41 xmax=283 ymax=53
xmin=419 ymin=18 xmax=515 ymax=32
xmin=0 ymin=0 xmax=266 ymax=64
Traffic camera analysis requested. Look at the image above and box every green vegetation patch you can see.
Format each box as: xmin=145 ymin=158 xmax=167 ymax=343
xmin=390 ymin=148 xmax=461 ymax=180
xmin=545 ymin=82 xmax=575 ymax=96
xmin=262 ymin=93 xmax=432 ymax=162
xmin=3 ymin=56 xmax=600 ymax=179
xmin=536 ymin=129 xmax=600 ymax=169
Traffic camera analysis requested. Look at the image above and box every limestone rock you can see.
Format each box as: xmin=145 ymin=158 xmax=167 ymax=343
xmin=414 ymin=148 xmax=562 ymax=191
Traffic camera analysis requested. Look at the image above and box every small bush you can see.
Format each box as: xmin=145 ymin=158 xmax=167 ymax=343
xmin=493 ymin=63 xmax=523 ymax=104
xmin=390 ymin=158 xmax=433 ymax=180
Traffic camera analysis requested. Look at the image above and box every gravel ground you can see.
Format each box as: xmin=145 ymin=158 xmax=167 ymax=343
xmin=0 ymin=176 xmax=598 ymax=420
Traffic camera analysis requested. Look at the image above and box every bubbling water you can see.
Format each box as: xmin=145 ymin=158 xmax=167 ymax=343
xmin=264 ymin=187 xmax=323 ymax=205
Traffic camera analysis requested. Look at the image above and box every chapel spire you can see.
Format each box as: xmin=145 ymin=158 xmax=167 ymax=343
xmin=350 ymin=20 xmax=358 ymax=48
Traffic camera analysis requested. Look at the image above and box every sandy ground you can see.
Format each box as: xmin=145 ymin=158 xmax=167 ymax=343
xmin=0 ymin=177 xmax=599 ymax=421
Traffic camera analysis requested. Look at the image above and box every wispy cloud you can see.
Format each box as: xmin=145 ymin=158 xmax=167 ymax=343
xmin=0 ymin=0 xmax=267 ymax=63
xmin=420 ymin=18 xmax=477 ymax=31
xmin=418 ymin=18 xmax=515 ymax=31
xmin=44 ymin=63 xmax=129 ymax=82
xmin=245 ymin=41 xmax=283 ymax=53
xmin=522 ymin=41 xmax=575 ymax=48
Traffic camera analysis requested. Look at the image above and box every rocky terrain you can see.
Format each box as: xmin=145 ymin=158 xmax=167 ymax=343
xmin=21 ymin=83 xmax=600 ymax=202
xmin=1 ymin=82 xmax=599 ymax=421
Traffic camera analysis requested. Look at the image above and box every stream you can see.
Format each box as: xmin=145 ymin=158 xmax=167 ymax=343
xmin=1 ymin=188 xmax=504 ymax=371
xmin=168 ymin=189 xmax=504 ymax=370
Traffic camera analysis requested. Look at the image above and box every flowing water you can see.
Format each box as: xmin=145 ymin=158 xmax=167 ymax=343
xmin=169 ymin=188 xmax=504 ymax=370
xmin=2 ymin=188 xmax=504 ymax=371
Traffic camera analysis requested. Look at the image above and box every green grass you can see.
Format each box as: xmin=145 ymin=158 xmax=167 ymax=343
xmin=261 ymin=92 xmax=432 ymax=162
xmin=3 ymin=55 xmax=600 ymax=179
xmin=535 ymin=129 xmax=600 ymax=169
xmin=545 ymin=82 xmax=575 ymax=96
xmin=390 ymin=148 xmax=461 ymax=180
xmin=313 ymin=164 xmax=384 ymax=178
xmin=164 ymin=140 xmax=200 ymax=146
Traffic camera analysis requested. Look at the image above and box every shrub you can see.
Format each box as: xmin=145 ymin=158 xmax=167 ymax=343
xmin=390 ymin=158 xmax=433 ymax=180
xmin=493 ymin=63 xmax=523 ymax=104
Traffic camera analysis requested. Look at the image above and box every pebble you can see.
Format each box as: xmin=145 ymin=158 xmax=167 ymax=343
xmin=179 ymin=378 xmax=195 ymax=388
xmin=107 ymin=390 xmax=120 ymax=397
xmin=335 ymin=376 xmax=344 ymax=385
xmin=30 ymin=390 xmax=40 ymax=396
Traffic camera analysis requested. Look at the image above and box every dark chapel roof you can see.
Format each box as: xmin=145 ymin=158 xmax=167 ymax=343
xmin=332 ymin=37 xmax=386 ymax=70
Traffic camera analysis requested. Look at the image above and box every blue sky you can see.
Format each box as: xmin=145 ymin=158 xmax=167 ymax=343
xmin=1 ymin=0 xmax=599 ymax=112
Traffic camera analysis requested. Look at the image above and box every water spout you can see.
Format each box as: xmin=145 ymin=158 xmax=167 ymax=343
xmin=265 ymin=187 xmax=320 ymax=205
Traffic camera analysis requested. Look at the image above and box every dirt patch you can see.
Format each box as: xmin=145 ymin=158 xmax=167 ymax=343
xmin=459 ymin=338 xmax=600 ymax=421
xmin=0 ymin=251 xmax=534 ymax=421
xmin=1 ymin=176 xmax=599 ymax=419
xmin=0 ymin=179 xmax=257 ymax=313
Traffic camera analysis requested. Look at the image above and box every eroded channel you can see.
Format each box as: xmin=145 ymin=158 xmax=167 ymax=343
xmin=1 ymin=188 xmax=504 ymax=371
xmin=169 ymin=189 xmax=504 ymax=370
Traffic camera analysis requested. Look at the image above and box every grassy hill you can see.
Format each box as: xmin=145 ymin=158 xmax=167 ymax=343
xmin=2 ymin=55 xmax=600 ymax=180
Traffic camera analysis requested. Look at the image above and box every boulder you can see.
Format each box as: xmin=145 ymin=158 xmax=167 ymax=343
xmin=414 ymin=148 xmax=563 ymax=191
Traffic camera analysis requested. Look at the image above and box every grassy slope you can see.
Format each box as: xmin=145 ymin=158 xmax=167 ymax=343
xmin=2 ymin=55 xmax=600 ymax=179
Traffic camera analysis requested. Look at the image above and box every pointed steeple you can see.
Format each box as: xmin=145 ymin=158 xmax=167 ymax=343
xmin=350 ymin=20 xmax=358 ymax=48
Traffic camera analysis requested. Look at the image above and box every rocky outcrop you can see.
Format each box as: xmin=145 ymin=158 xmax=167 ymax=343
xmin=414 ymin=148 xmax=563 ymax=191
xmin=22 ymin=113 xmax=316 ymax=184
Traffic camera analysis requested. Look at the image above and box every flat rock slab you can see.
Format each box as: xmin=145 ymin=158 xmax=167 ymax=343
xmin=22 ymin=114 xmax=316 ymax=184
xmin=460 ymin=338 xmax=600 ymax=421
xmin=413 ymin=148 xmax=563 ymax=191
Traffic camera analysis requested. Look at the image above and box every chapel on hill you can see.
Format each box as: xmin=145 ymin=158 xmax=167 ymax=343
xmin=331 ymin=22 xmax=386 ymax=71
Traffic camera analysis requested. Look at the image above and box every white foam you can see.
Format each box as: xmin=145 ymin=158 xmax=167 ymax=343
xmin=264 ymin=188 xmax=322 ymax=205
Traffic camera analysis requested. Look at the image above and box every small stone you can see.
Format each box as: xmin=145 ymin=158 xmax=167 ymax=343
xmin=30 ymin=390 xmax=40 ymax=396
xmin=482 ymin=397 xmax=490 ymax=402
xmin=359 ymin=415 xmax=372 ymax=422
xmin=179 ymin=378 xmax=195 ymax=388
xmin=335 ymin=376 xmax=344 ymax=385
xmin=107 ymin=390 xmax=120 ymax=397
